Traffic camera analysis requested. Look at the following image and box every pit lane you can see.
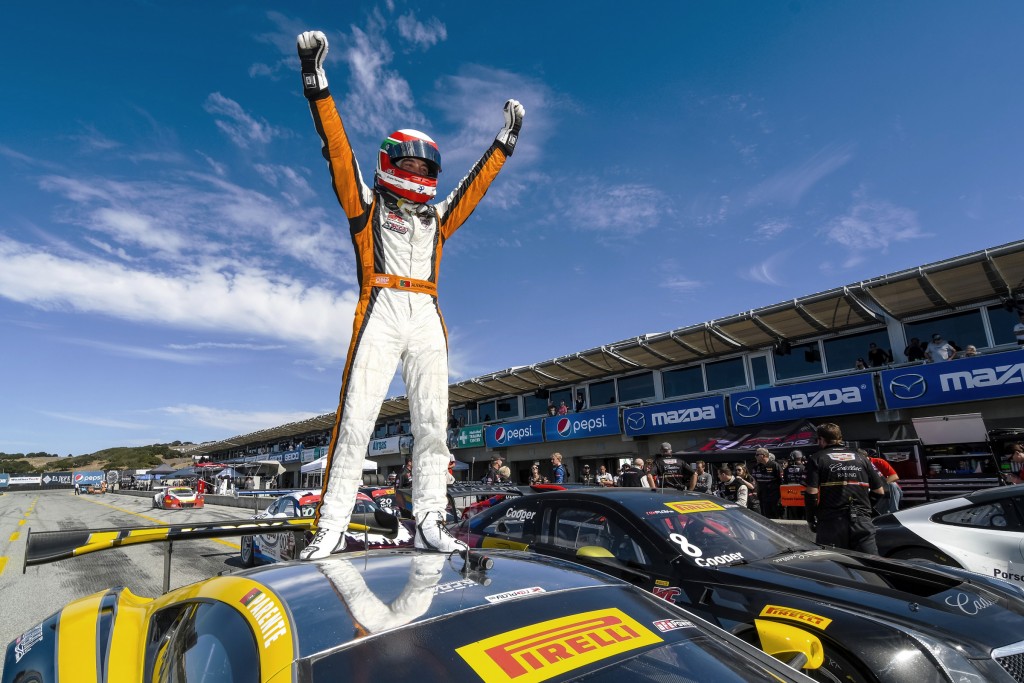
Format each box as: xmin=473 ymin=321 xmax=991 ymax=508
xmin=0 ymin=489 xmax=262 ymax=679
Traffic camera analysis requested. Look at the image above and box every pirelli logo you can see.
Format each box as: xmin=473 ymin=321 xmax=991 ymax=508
xmin=665 ymin=500 xmax=724 ymax=515
xmin=456 ymin=608 xmax=661 ymax=682
xmin=759 ymin=605 xmax=832 ymax=629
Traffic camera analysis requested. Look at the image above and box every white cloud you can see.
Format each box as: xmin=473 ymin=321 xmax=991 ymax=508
xmin=40 ymin=411 xmax=151 ymax=430
xmin=203 ymin=92 xmax=285 ymax=149
xmin=823 ymin=192 xmax=926 ymax=267
xmin=159 ymin=403 xmax=329 ymax=434
xmin=166 ymin=341 xmax=286 ymax=351
xmin=396 ymin=12 xmax=447 ymax=50
xmin=751 ymin=218 xmax=792 ymax=241
xmin=746 ymin=144 xmax=854 ymax=208
xmin=553 ymin=178 xmax=671 ymax=236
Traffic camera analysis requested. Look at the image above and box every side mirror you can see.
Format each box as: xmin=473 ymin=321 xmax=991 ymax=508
xmin=754 ymin=618 xmax=824 ymax=671
xmin=575 ymin=546 xmax=651 ymax=583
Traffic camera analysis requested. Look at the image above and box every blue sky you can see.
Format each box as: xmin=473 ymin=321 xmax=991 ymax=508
xmin=3 ymin=1 xmax=1023 ymax=456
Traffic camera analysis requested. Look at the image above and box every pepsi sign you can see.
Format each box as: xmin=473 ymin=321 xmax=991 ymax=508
xmin=880 ymin=349 xmax=1024 ymax=409
xmin=623 ymin=396 xmax=727 ymax=436
xmin=729 ymin=375 xmax=878 ymax=426
xmin=485 ymin=418 xmax=545 ymax=448
xmin=543 ymin=407 xmax=621 ymax=441
xmin=72 ymin=471 xmax=105 ymax=485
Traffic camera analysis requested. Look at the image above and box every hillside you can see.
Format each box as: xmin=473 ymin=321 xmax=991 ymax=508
xmin=1 ymin=444 xmax=195 ymax=474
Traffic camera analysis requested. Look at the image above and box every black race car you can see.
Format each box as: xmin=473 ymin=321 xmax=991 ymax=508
xmin=5 ymin=519 xmax=824 ymax=682
xmin=455 ymin=487 xmax=1024 ymax=683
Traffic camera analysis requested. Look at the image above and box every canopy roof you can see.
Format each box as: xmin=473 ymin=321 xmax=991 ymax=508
xmin=179 ymin=239 xmax=1024 ymax=457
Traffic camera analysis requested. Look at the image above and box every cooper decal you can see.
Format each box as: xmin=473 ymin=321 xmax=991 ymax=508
xmin=456 ymin=608 xmax=662 ymax=683
xmin=759 ymin=605 xmax=832 ymax=629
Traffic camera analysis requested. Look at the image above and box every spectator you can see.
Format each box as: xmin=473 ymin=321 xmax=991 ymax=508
xmin=734 ymin=464 xmax=758 ymax=510
xmin=498 ymin=465 xmax=512 ymax=484
xmin=1004 ymin=443 xmax=1024 ymax=485
xmin=596 ymin=465 xmax=614 ymax=486
xmin=693 ymin=461 xmax=712 ymax=493
xmin=549 ymin=452 xmax=567 ymax=484
xmin=715 ymin=466 xmax=748 ymax=507
xmin=547 ymin=403 xmax=557 ymax=417
xmin=619 ymin=459 xmax=645 ymax=487
xmin=863 ymin=449 xmax=901 ymax=514
xmin=481 ymin=457 xmax=503 ymax=485
xmin=962 ymin=344 xmax=979 ymax=357
xmin=867 ymin=342 xmax=893 ymax=367
xmin=1015 ymin=313 xmax=1024 ymax=346
xmin=904 ymin=337 xmax=926 ymax=362
xmin=804 ymin=423 xmax=885 ymax=553
xmin=529 ymin=462 xmax=545 ymax=485
xmin=925 ymin=333 xmax=956 ymax=362
xmin=783 ymin=451 xmax=806 ymax=485
xmin=752 ymin=448 xmax=782 ymax=518
xmin=446 ymin=413 xmax=459 ymax=449
xmin=397 ymin=458 xmax=413 ymax=488
xmin=653 ymin=442 xmax=697 ymax=491
xmin=557 ymin=401 xmax=569 ymax=415
xmin=574 ymin=393 xmax=586 ymax=413
xmin=580 ymin=464 xmax=593 ymax=485
xmin=855 ymin=358 xmax=868 ymax=370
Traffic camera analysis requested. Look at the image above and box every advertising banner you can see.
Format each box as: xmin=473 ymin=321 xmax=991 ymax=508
xmin=9 ymin=476 xmax=41 ymax=486
xmin=0 ymin=473 xmax=8 ymax=488
xmin=72 ymin=471 xmax=106 ymax=485
xmin=622 ymin=396 xmax=727 ymax=437
xmin=369 ymin=436 xmax=402 ymax=456
xmin=485 ymin=418 xmax=545 ymax=448
xmin=880 ymin=349 xmax=1024 ymax=409
xmin=729 ymin=375 xmax=878 ymax=426
xmin=543 ymin=407 xmax=621 ymax=442
xmin=452 ymin=425 xmax=485 ymax=449
xmin=282 ymin=450 xmax=301 ymax=464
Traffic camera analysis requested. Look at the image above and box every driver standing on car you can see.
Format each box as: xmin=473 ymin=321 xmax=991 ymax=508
xmin=804 ymin=423 xmax=885 ymax=553
xmin=294 ymin=31 xmax=525 ymax=561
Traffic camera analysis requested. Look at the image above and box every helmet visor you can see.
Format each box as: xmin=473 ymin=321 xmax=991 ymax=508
xmin=386 ymin=139 xmax=441 ymax=177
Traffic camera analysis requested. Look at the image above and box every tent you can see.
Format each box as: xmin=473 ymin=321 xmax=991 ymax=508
xmin=148 ymin=463 xmax=177 ymax=475
xmin=451 ymin=460 xmax=469 ymax=471
xmin=216 ymin=467 xmax=242 ymax=479
xmin=168 ymin=466 xmax=197 ymax=478
xmin=301 ymin=456 xmax=377 ymax=473
xmin=681 ymin=420 xmax=818 ymax=466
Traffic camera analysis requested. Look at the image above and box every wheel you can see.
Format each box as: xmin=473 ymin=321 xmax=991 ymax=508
xmin=888 ymin=546 xmax=962 ymax=568
xmin=738 ymin=626 xmax=875 ymax=683
xmin=240 ymin=536 xmax=255 ymax=567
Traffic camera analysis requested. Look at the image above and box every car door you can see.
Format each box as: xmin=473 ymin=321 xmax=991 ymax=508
xmin=530 ymin=499 xmax=675 ymax=595
xmin=931 ymin=495 xmax=1024 ymax=584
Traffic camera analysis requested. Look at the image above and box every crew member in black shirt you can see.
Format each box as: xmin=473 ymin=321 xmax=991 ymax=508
xmin=751 ymin=448 xmax=782 ymax=518
xmin=715 ymin=467 xmax=748 ymax=507
xmin=804 ymin=423 xmax=885 ymax=553
xmin=653 ymin=442 xmax=696 ymax=491
xmin=782 ymin=450 xmax=806 ymax=484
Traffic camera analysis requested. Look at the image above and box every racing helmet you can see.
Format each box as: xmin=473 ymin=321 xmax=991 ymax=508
xmin=375 ymin=129 xmax=442 ymax=203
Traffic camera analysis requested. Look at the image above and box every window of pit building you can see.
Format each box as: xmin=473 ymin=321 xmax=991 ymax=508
xmin=773 ymin=341 xmax=823 ymax=381
xmin=905 ymin=309 xmax=985 ymax=357
xmin=617 ymin=371 xmax=655 ymax=403
xmin=663 ymin=365 xmax=704 ymax=398
xmin=496 ymin=397 xmax=519 ymax=421
xmin=523 ymin=392 xmax=550 ymax=417
xmin=706 ymin=357 xmax=746 ymax=391
xmin=549 ymin=388 xmax=574 ymax=410
xmin=987 ymin=304 xmax=1021 ymax=347
xmin=476 ymin=400 xmax=496 ymax=423
xmin=823 ymin=329 xmax=891 ymax=372
xmin=588 ymin=379 xmax=617 ymax=406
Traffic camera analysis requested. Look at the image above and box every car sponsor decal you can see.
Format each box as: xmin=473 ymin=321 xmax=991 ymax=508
xmin=484 ymin=587 xmax=545 ymax=603
xmin=434 ymin=579 xmax=479 ymax=595
xmin=994 ymin=567 xmax=1024 ymax=583
xmin=652 ymin=618 xmax=693 ymax=632
xmin=771 ymin=550 xmax=830 ymax=563
xmin=14 ymin=624 xmax=42 ymax=663
xmin=665 ymin=501 xmax=725 ymax=515
xmin=240 ymin=588 xmax=289 ymax=648
xmin=828 ymin=453 xmax=855 ymax=461
xmin=759 ymin=605 xmax=832 ymax=629
xmin=456 ymin=608 xmax=662 ymax=683
xmin=654 ymin=579 xmax=670 ymax=587
xmin=652 ymin=586 xmax=682 ymax=601
xmin=943 ymin=591 xmax=995 ymax=616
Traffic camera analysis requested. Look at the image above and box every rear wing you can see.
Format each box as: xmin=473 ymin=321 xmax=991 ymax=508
xmin=23 ymin=512 xmax=400 ymax=592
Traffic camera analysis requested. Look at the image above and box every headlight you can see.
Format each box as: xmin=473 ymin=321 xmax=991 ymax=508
xmin=902 ymin=626 xmax=991 ymax=683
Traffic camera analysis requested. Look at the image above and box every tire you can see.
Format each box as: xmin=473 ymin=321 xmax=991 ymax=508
xmin=240 ymin=536 xmax=255 ymax=568
xmin=888 ymin=545 xmax=962 ymax=568
xmin=738 ymin=626 xmax=875 ymax=683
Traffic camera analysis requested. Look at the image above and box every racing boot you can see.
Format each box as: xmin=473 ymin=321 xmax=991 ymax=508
xmin=300 ymin=526 xmax=347 ymax=561
xmin=414 ymin=510 xmax=467 ymax=554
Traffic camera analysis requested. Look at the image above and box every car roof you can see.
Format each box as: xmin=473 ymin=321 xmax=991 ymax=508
xmin=520 ymin=487 xmax=724 ymax=512
xmin=964 ymin=485 xmax=1018 ymax=504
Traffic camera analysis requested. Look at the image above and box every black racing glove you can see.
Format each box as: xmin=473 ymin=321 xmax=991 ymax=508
xmin=804 ymin=492 xmax=818 ymax=533
xmin=495 ymin=99 xmax=525 ymax=155
xmin=297 ymin=30 xmax=329 ymax=98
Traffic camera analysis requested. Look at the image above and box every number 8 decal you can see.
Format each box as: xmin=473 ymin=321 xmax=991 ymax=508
xmin=669 ymin=533 xmax=702 ymax=557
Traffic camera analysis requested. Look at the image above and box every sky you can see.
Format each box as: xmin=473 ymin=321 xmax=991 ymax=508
xmin=3 ymin=1 xmax=1024 ymax=456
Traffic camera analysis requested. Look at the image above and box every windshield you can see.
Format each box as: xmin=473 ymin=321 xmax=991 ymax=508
xmin=641 ymin=499 xmax=815 ymax=564
xmin=167 ymin=488 xmax=193 ymax=496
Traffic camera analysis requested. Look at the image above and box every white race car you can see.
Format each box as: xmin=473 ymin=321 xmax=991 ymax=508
xmin=239 ymin=489 xmax=413 ymax=566
xmin=152 ymin=485 xmax=204 ymax=510
xmin=874 ymin=484 xmax=1024 ymax=586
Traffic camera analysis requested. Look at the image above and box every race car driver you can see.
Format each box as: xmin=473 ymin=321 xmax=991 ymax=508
xmin=295 ymin=30 xmax=524 ymax=560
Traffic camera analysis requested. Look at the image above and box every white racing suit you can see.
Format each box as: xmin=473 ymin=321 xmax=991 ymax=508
xmin=306 ymin=92 xmax=510 ymax=534
xmin=321 ymin=554 xmax=446 ymax=634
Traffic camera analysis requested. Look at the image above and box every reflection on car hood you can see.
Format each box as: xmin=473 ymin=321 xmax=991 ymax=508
xmin=713 ymin=549 xmax=1024 ymax=651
